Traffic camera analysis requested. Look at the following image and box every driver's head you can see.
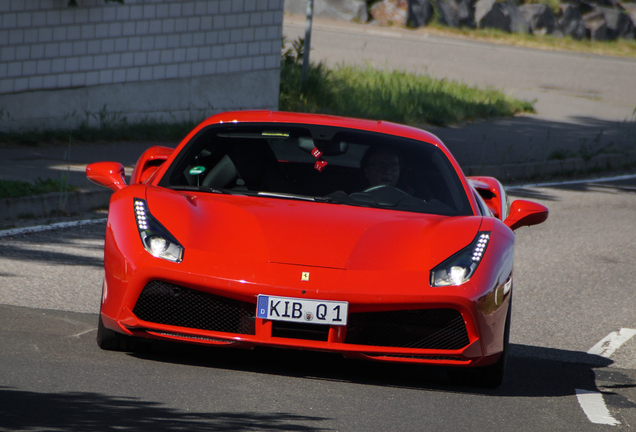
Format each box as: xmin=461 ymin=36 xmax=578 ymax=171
xmin=363 ymin=146 xmax=401 ymax=187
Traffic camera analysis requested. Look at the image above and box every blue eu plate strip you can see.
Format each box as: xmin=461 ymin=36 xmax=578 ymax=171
xmin=256 ymin=295 xmax=269 ymax=319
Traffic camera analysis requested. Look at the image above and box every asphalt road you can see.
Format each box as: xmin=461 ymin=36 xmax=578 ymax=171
xmin=1 ymin=178 xmax=635 ymax=430
xmin=283 ymin=17 xmax=636 ymax=166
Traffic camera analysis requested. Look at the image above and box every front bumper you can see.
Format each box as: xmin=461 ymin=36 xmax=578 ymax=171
xmin=101 ymin=260 xmax=510 ymax=368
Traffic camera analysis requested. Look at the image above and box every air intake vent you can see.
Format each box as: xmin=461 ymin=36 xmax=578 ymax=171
xmin=133 ymin=281 xmax=255 ymax=335
xmin=345 ymin=308 xmax=469 ymax=350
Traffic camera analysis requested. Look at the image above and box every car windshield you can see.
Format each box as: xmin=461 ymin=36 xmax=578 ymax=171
xmin=158 ymin=123 xmax=472 ymax=216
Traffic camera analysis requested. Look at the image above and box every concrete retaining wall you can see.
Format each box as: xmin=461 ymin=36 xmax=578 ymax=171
xmin=0 ymin=0 xmax=283 ymax=131
xmin=0 ymin=189 xmax=111 ymax=220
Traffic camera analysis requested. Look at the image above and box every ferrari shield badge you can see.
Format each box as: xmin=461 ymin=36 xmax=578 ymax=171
xmin=301 ymin=272 xmax=310 ymax=281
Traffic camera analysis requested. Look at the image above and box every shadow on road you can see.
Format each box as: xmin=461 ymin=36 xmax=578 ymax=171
xmin=0 ymin=386 xmax=329 ymax=431
xmin=0 ymin=224 xmax=105 ymax=268
xmin=507 ymin=188 xmax=561 ymax=201
xmin=122 ymin=339 xmax=619 ymax=398
xmin=434 ymin=115 xmax=636 ymax=168
xmin=506 ymin=175 xmax=636 ymax=201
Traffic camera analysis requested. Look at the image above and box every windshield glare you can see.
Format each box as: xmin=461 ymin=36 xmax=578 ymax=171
xmin=158 ymin=123 xmax=472 ymax=216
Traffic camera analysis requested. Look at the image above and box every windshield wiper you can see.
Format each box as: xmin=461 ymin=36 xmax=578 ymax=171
xmin=169 ymin=187 xmax=339 ymax=203
xmin=257 ymin=192 xmax=329 ymax=202
xmin=167 ymin=185 xmax=230 ymax=194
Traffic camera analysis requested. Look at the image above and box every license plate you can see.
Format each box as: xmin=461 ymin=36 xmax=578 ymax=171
xmin=256 ymin=295 xmax=348 ymax=326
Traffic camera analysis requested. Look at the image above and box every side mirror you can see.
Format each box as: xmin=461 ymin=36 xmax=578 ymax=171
xmin=86 ymin=162 xmax=127 ymax=192
xmin=504 ymin=199 xmax=548 ymax=231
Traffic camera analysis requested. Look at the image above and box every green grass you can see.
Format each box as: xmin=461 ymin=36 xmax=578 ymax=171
xmin=0 ymin=117 xmax=197 ymax=147
xmin=421 ymin=22 xmax=636 ymax=59
xmin=279 ymin=39 xmax=534 ymax=126
xmin=0 ymin=178 xmax=78 ymax=200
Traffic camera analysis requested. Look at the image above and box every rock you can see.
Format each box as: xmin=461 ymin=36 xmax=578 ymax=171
xmin=588 ymin=0 xmax=618 ymax=6
xmin=284 ymin=0 xmax=368 ymax=22
xmin=409 ymin=0 xmax=434 ymax=27
xmin=583 ymin=9 xmax=609 ymax=39
xmin=475 ymin=0 xmax=529 ymax=33
xmin=475 ymin=0 xmax=511 ymax=31
xmin=621 ymin=1 xmax=636 ymax=21
xmin=620 ymin=2 xmax=636 ymax=37
xmin=435 ymin=0 xmax=462 ymax=27
xmin=559 ymin=3 xmax=588 ymax=39
xmin=597 ymin=6 xmax=635 ymax=38
xmin=371 ymin=0 xmax=409 ymax=26
xmin=500 ymin=0 xmax=531 ymax=33
xmin=519 ymin=3 xmax=557 ymax=35
xmin=450 ymin=0 xmax=475 ymax=26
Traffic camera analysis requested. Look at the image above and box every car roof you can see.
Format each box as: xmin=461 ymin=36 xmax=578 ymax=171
xmin=163 ymin=111 xmax=479 ymax=215
xmin=194 ymin=110 xmax=446 ymax=149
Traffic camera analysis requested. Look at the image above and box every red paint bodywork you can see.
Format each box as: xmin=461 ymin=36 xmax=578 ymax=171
xmin=92 ymin=111 xmax=547 ymax=369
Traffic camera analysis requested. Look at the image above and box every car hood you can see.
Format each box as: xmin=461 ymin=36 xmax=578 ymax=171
xmin=147 ymin=187 xmax=482 ymax=271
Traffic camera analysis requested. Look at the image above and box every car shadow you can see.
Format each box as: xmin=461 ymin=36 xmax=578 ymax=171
xmin=506 ymin=187 xmax=560 ymax=201
xmin=127 ymin=340 xmax=619 ymax=398
xmin=0 ymin=386 xmax=330 ymax=432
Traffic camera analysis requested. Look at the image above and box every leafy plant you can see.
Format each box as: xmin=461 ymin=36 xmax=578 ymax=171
xmin=0 ymin=178 xmax=78 ymax=200
xmin=548 ymin=149 xmax=573 ymax=160
xmin=0 ymin=106 xmax=197 ymax=147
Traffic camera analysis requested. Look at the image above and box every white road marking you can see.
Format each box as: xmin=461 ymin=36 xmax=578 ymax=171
xmin=67 ymin=328 xmax=97 ymax=338
xmin=588 ymin=328 xmax=636 ymax=358
xmin=506 ymin=173 xmax=636 ymax=189
xmin=575 ymin=390 xmax=620 ymax=426
xmin=575 ymin=329 xmax=636 ymax=426
xmin=0 ymin=218 xmax=107 ymax=238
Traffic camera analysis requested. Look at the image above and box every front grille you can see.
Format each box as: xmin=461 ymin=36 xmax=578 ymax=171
xmin=366 ymin=354 xmax=468 ymax=361
xmin=147 ymin=330 xmax=237 ymax=343
xmin=271 ymin=321 xmax=330 ymax=341
xmin=133 ymin=281 xmax=255 ymax=335
xmin=345 ymin=308 xmax=469 ymax=350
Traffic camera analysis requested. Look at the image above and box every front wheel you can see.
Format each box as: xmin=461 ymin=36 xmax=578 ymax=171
xmin=97 ymin=314 xmax=152 ymax=353
xmin=447 ymin=299 xmax=511 ymax=389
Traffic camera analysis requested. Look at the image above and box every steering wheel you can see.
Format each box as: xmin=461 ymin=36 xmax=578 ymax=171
xmin=363 ymin=184 xmax=410 ymax=196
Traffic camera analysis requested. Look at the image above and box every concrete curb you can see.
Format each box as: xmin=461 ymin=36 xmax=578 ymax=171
xmin=1 ymin=189 xmax=111 ymax=221
xmin=463 ymin=152 xmax=636 ymax=181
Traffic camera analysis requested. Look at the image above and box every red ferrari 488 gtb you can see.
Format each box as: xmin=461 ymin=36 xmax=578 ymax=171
xmin=87 ymin=111 xmax=548 ymax=388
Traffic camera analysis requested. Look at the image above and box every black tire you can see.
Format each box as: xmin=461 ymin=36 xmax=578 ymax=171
xmin=97 ymin=314 xmax=152 ymax=353
xmin=448 ymin=298 xmax=511 ymax=389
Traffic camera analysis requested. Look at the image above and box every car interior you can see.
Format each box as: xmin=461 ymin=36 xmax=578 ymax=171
xmin=159 ymin=124 xmax=473 ymax=216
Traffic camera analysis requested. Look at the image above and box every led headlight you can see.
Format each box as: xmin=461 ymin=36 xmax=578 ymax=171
xmin=430 ymin=232 xmax=490 ymax=287
xmin=134 ymin=199 xmax=184 ymax=263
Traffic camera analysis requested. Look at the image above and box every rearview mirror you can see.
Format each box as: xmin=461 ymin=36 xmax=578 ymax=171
xmin=504 ymin=199 xmax=548 ymax=231
xmin=86 ymin=162 xmax=127 ymax=192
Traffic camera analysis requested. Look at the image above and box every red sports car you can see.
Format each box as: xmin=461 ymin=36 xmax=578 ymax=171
xmin=87 ymin=111 xmax=547 ymax=388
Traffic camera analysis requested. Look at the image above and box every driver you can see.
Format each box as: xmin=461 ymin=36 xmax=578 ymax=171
xmin=362 ymin=145 xmax=402 ymax=187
